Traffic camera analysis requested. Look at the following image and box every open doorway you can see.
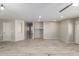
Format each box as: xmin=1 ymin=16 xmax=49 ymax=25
xmin=25 ymin=22 xmax=33 ymax=39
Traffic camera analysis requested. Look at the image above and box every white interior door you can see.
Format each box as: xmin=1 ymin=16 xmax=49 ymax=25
xmin=3 ymin=22 xmax=11 ymax=41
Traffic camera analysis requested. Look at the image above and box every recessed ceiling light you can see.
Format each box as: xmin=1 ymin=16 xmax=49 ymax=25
xmin=72 ymin=3 xmax=79 ymax=6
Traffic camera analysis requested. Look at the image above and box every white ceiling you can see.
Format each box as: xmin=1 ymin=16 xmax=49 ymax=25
xmin=0 ymin=3 xmax=79 ymax=21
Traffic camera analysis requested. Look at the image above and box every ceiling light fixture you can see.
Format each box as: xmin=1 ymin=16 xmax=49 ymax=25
xmin=0 ymin=4 xmax=5 ymax=11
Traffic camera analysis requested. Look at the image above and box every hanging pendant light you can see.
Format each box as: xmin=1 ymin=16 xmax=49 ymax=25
xmin=0 ymin=4 xmax=5 ymax=11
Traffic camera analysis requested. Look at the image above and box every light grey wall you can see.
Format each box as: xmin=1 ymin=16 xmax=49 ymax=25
xmin=0 ymin=19 xmax=25 ymax=42
xmin=0 ymin=18 xmax=76 ymax=43
xmin=59 ymin=20 xmax=68 ymax=42
xmin=0 ymin=20 xmax=3 ymax=41
xmin=74 ymin=18 xmax=79 ymax=44
xmin=24 ymin=22 xmax=27 ymax=39
xmin=43 ymin=22 xmax=59 ymax=39
xmin=11 ymin=20 xmax=15 ymax=41
xmin=59 ymin=19 xmax=74 ymax=43
xmin=0 ymin=20 xmax=15 ymax=41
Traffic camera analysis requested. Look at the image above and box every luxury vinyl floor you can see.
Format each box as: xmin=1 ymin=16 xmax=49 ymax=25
xmin=0 ymin=39 xmax=79 ymax=56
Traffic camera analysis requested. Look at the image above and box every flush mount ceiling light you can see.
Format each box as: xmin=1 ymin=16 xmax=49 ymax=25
xmin=0 ymin=4 xmax=5 ymax=11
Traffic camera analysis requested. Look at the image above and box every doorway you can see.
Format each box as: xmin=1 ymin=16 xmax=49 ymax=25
xmin=25 ymin=22 xmax=33 ymax=39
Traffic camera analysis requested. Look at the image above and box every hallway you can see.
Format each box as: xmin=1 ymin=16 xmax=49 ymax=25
xmin=0 ymin=39 xmax=79 ymax=56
